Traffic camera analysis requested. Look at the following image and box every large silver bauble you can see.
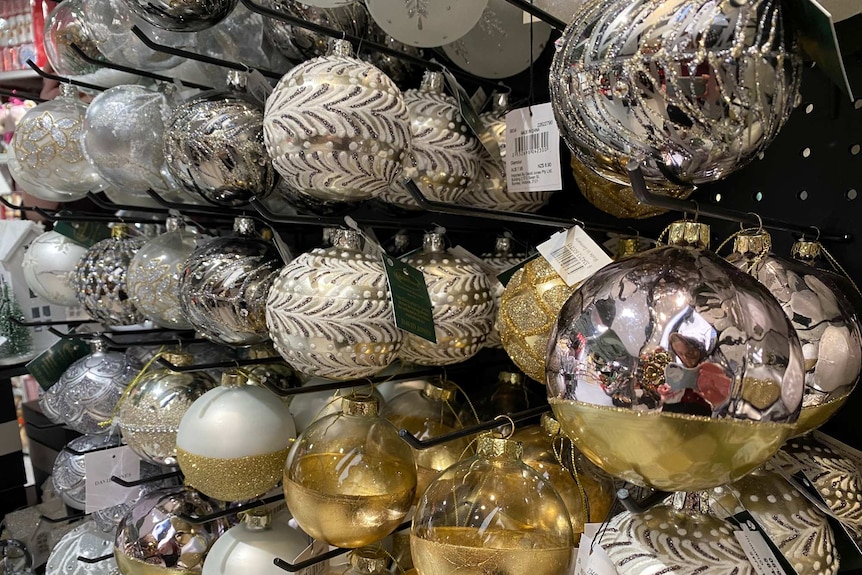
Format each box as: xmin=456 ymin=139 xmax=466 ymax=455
xmin=127 ymin=221 xmax=202 ymax=330
xmin=547 ymin=231 xmax=805 ymax=491
xmin=550 ymin=0 xmax=802 ymax=188
xmin=43 ymin=0 xmax=101 ymax=76
xmin=379 ymin=71 xmax=481 ymax=209
xmin=266 ymin=229 xmax=402 ymax=380
xmin=84 ymin=85 xmax=175 ymax=194
xmin=21 ymin=231 xmax=87 ymax=307
xmin=73 ymin=227 xmax=146 ymax=326
xmin=164 ymin=73 xmax=276 ymax=207
xmin=52 ymin=435 xmax=122 ymax=510
xmin=264 ymin=40 xmax=411 ymax=203
xmin=399 ymin=232 xmax=494 ymax=366
xmin=46 ymin=521 xmax=118 ymax=575
xmin=179 ymin=218 xmax=282 ymax=347
xmin=120 ymin=0 xmax=238 ymax=32
xmin=262 ymin=0 xmax=367 ymax=61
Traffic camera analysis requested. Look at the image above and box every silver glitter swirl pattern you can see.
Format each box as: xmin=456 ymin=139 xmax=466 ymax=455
xmin=47 ymin=520 xmax=119 ymax=575
xmin=52 ymin=435 xmax=122 ymax=510
xmin=399 ymin=252 xmax=494 ymax=366
xmin=266 ymin=247 xmax=403 ymax=379
xmin=73 ymin=235 xmax=146 ymax=326
xmin=264 ymin=51 xmax=411 ymax=202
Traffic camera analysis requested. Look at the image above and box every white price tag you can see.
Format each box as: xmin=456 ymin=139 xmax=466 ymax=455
xmin=734 ymin=524 xmax=788 ymax=575
xmin=294 ymin=539 xmax=329 ymax=575
xmin=246 ymin=69 xmax=274 ymax=105
xmin=505 ymin=102 xmax=562 ymax=193
xmin=537 ymin=226 xmax=612 ymax=287
xmin=575 ymin=524 xmax=618 ymax=575
xmin=84 ymin=445 xmax=141 ymax=514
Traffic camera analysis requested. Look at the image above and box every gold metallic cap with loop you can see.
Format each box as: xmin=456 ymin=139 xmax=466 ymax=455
xmin=732 ymin=229 xmax=772 ymax=258
xmin=111 ymin=223 xmax=129 ymax=239
xmin=260 ymin=228 xmax=273 ymax=241
xmin=162 ymin=351 xmax=194 ymax=368
xmin=422 ymin=378 xmax=457 ymax=403
xmin=349 ymin=547 xmax=389 ymax=574
xmin=220 ymin=370 xmax=249 ymax=387
xmin=791 ymin=239 xmax=822 ymax=265
xmin=540 ymin=412 xmax=561 ymax=437
xmin=615 ymin=236 xmax=640 ymax=259
xmin=476 ymin=433 xmax=523 ymax=460
xmin=667 ymin=221 xmax=711 ymax=250
xmin=240 ymin=508 xmax=272 ymax=531
xmin=497 ymin=371 xmax=525 ymax=386
xmin=342 ymin=394 xmax=379 ymax=417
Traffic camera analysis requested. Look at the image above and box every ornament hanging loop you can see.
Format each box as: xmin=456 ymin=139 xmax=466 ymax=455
xmin=493 ymin=414 xmax=516 ymax=439
xmin=744 ymin=212 xmax=764 ymax=233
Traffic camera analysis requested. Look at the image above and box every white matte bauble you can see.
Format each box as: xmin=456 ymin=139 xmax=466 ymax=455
xmin=264 ymin=39 xmax=411 ymax=203
xmin=176 ymin=373 xmax=296 ymax=501
xmin=365 ymin=0 xmax=488 ymax=47
xmin=22 ymin=231 xmax=88 ymax=307
xmin=288 ymin=381 xmax=385 ymax=433
xmin=266 ymin=229 xmax=402 ymax=380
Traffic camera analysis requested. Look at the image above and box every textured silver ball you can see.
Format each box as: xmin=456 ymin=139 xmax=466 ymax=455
xmin=46 ymin=520 xmax=118 ymax=575
xmin=52 ymin=434 xmax=122 ymax=509
xmin=121 ymin=0 xmax=237 ymax=32
xmin=22 ymin=231 xmax=88 ymax=307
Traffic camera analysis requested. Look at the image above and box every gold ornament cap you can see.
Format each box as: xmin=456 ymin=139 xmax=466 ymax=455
xmin=349 ymin=547 xmax=389 ymax=574
xmin=163 ymin=351 xmax=194 ymax=368
xmin=422 ymin=378 xmax=456 ymax=403
xmin=241 ymin=509 xmax=272 ymax=531
xmin=733 ymin=230 xmax=772 ymax=257
xmin=498 ymin=371 xmax=525 ymax=387
xmin=615 ymin=237 xmax=640 ymax=259
xmin=476 ymin=434 xmax=523 ymax=460
xmin=342 ymin=395 xmax=379 ymax=417
xmin=422 ymin=232 xmax=445 ymax=253
xmin=260 ymin=228 xmax=274 ymax=241
xmin=540 ymin=413 xmax=561 ymax=437
xmin=111 ymin=223 xmax=129 ymax=239
xmin=165 ymin=216 xmax=183 ymax=233
xmin=791 ymin=239 xmax=822 ymax=265
xmin=667 ymin=221 xmax=711 ymax=250
xmin=221 ymin=371 xmax=249 ymax=387
xmin=420 ymin=70 xmax=445 ymax=93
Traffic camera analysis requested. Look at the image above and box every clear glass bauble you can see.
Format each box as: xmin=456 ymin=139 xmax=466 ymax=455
xmin=264 ymin=40 xmax=410 ymax=204
xmin=288 ymin=382 xmax=384 ymax=433
xmin=176 ymin=373 xmax=296 ymax=502
xmin=118 ymin=353 xmax=217 ymax=466
xmin=178 ymin=217 xmax=282 ymax=347
xmin=21 ymin=231 xmax=87 ymax=307
xmin=195 ymin=3 xmax=271 ymax=71
xmin=72 ymin=226 xmax=146 ymax=326
xmin=547 ymin=225 xmax=805 ymax=492
xmin=52 ymin=434 xmax=122 ymax=510
xmin=164 ymin=73 xmax=276 ymax=207
xmin=12 ymin=84 xmax=106 ymax=195
xmin=266 ymin=229 xmax=402 ymax=380
xmin=410 ymin=435 xmax=574 ymax=575
xmin=727 ymin=233 xmax=862 ymax=437
xmin=498 ymin=256 xmax=576 ymax=383
xmin=43 ymin=0 xmax=101 ymax=76
xmin=120 ymin=0 xmax=238 ymax=32
xmin=284 ymin=395 xmax=416 ymax=547
xmin=468 ymin=371 xmax=532 ymax=423
xmin=7 ymin=147 xmax=87 ymax=202
xmin=365 ymin=0 xmax=488 ymax=48
xmin=379 ymin=72 xmax=482 ymax=209
xmin=114 ymin=487 xmax=228 ymax=575
xmin=262 ymin=0 xmax=367 ymax=61
xmin=46 ymin=520 xmax=118 ymax=575
xmin=84 ymin=85 xmax=176 ymax=195
xmin=481 ymin=237 xmax=525 ymax=349
xmin=549 ymin=0 xmax=802 ymax=189
xmin=399 ymin=232 xmax=494 ymax=366
xmin=127 ymin=221 xmax=203 ymax=330
xmin=380 ymin=378 xmax=471 ymax=500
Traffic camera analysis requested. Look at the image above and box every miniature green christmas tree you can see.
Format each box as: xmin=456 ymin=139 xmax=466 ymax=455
xmin=0 ymin=277 xmax=31 ymax=361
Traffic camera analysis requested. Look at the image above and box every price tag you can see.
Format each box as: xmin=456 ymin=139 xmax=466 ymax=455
xmin=536 ymin=227 xmax=612 ymax=287
xmin=53 ymin=221 xmax=111 ymax=248
xmin=505 ymin=102 xmax=562 ymax=193
xmin=84 ymin=445 xmax=141 ymax=514
xmin=496 ymin=253 xmax=539 ymax=287
xmin=382 ymin=256 xmax=436 ymax=343
xmin=26 ymin=337 xmax=90 ymax=390
xmin=729 ymin=511 xmax=795 ymax=575
xmin=575 ymin=524 xmax=617 ymax=575
xmin=246 ymin=69 xmax=275 ymax=106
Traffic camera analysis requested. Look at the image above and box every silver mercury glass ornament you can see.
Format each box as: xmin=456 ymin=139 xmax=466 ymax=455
xmin=121 ymin=0 xmax=238 ymax=32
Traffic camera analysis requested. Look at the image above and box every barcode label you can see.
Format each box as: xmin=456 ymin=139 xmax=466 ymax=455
xmin=513 ymin=131 xmax=550 ymax=156
xmin=536 ymin=226 xmax=612 ymax=287
xmin=548 ymin=243 xmax=586 ymax=275
xmin=505 ymin=103 xmax=562 ymax=193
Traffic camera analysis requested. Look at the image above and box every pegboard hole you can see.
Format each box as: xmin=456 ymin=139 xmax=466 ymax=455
xmin=851 ymin=143 xmax=860 ymax=156
xmin=805 ymin=103 xmax=815 ymax=114
xmin=801 ymin=147 xmax=811 ymax=158
xmin=754 ymin=191 xmax=764 ymax=202
xmin=847 ymin=189 xmax=858 ymax=201
xmin=798 ymin=190 xmax=808 ymax=201
xmin=714 ymin=193 xmax=722 ymax=202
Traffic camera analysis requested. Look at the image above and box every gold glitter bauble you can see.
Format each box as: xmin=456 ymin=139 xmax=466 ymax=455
xmin=498 ymin=257 xmax=576 ymax=383
xmin=177 ymin=447 xmax=291 ymax=503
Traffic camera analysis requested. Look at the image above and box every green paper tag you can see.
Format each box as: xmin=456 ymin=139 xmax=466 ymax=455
xmin=382 ymin=256 xmax=436 ymax=344
xmin=26 ymin=337 xmax=90 ymax=390
xmin=53 ymin=221 xmax=111 ymax=248
xmin=496 ymin=253 xmax=539 ymax=287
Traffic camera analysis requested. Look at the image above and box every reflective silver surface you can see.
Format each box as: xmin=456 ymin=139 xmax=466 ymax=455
xmin=262 ymin=0 xmax=367 ymax=61
xmin=73 ymin=234 xmax=146 ymax=326
xmin=121 ymin=0 xmax=237 ymax=32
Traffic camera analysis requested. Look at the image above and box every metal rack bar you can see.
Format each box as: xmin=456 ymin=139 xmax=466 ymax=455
xmin=270 ymin=368 xmax=443 ymax=398
xmin=0 ymin=194 xmax=59 ymax=214
xmin=500 ymin=0 xmax=567 ymax=31
xmin=40 ymin=511 xmax=86 ymax=523
xmin=111 ymin=470 xmax=182 ymax=487
xmin=625 ymin=161 xmax=853 ymax=243
xmin=145 ymin=189 xmax=248 ymax=220
xmin=177 ymin=494 xmax=284 ymax=524
xmin=34 ymin=207 xmax=162 ymax=225
xmin=69 ymin=44 xmax=214 ymax=91
xmin=399 ymin=404 xmax=550 ymax=449
xmin=616 ymin=487 xmax=672 ymax=514
xmin=25 ymin=60 xmax=107 ymax=92
xmin=156 ymin=355 xmax=286 ymax=373
xmin=77 ymin=554 xmax=114 ymax=564
xmin=10 ymin=316 xmax=96 ymax=328
xmin=86 ymin=192 xmax=171 ymax=215
xmin=64 ymin=441 xmax=121 ymax=457
xmin=101 ymin=333 xmax=209 ymax=349
xmin=0 ymin=88 xmax=46 ymax=102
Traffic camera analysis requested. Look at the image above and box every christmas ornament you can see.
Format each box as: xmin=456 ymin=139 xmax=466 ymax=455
xmin=570 ymin=157 xmax=692 ymax=220
xmin=411 ymin=434 xmax=573 ymax=575
xmin=7 ymin=148 xmax=87 ymax=202
xmin=547 ymin=221 xmax=804 ymax=492
xmin=43 ymin=0 xmax=101 ymax=76
xmin=114 ymin=487 xmax=228 ymax=575
xmin=262 ymin=0 xmax=367 ymax=61
xmin=268 ymin=181 xmax=355 ymax=217
xmin=196 ymin=4 xmax=271 ymax=72
xmin=201 ymin=510 xmax=312 ymax=575
xmin=0 ymin=540 xmax=33 ymax=575
xmin=441 ymin=0 xmax=551 ymax=79
xmin=288 ymin=383 xmax=385 ymax=433
xmin=73 ymin=225 xmax=146 ymax=327
xmin=52 ymin=434 xmax=122 ymax=511
xmin=365 ymin=0 xmax=488 ymax=48
xmin=379 ymin=71 xmax=482 ymax=209
xmin=364 ymin=25 xmax=424 ymax=87
xmin=482 ymin=237 xmax=524 ymax=348
xmin=179 ymin=217 xmax=282 ymax=347
xmin=284 ymin=395 xmax=416 ymax=547
xmin=381 ymin=378 xmax=472 ymax=500
xmin=164 ymin=71 xmax=275 ymax=207
xmin=84 ymin=85 xmax=176 ymax=195
xmin=46 ymin=521 xmax=118 ymax=575
xmin=127 ymin=218 xmax=202 ymax=330
xmin=599 ymin=493 xmax=754 ymax=575
xmin=118 ymin=352 xmax=217 ymax=466
xmin=176 ymin=372 xmax=296 ymax=501
xmin=550 ymin=0 xmax=801 ymax=189
xmin=711 ymin=467 xmax=837 ymax=575
xmin=21 ymin=231 xmax=88 ymax=307
xmin=237 ymin=343 xmax=303 ymax=396
xmin=531 ymin=0 xmax=585 ymax=24
xmin=469 ymin=371 xmax=532 ymax=422
xmin=43 ymin=338 xmax=139 ymax=435
xmin=264 ymin=39 xmax=410 ymax=203
xmin=121 ymin=0 xmax=237 ymax=32
xmin=12 ymin=84 xmax=106 ymax=195
xmin=343 ymin=548 xmax=390 ymax=575
xmin=460 ymin=93 xmax=552 ymax=213
xmin=399 ymin=232 xmax=494 ymax=366
xmin=0 ymin=280 xmax=33 ymax=366
xmin=727 ymin=232 xmax=862 ymax=436
xmin=266 ymin=229 xmax=402 ymax=380
xmin=498 ymin=256 xmax=576 ymax=383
